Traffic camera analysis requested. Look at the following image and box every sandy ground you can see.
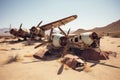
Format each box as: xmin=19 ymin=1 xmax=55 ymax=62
xmin=0 ymin=37 xmax=120 ymax=80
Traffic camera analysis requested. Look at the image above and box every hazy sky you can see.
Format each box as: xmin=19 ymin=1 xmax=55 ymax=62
xmin=0 ymin=0 xmax=120 ymax=31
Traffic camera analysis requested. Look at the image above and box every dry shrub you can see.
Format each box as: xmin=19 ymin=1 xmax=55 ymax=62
xmin=0 ymin=53 xmax=24 ymax=65
xmin=15 ymin=54 xmax=24 ymax=62
xmin=0 ymin=55 xmax=14 ymax=65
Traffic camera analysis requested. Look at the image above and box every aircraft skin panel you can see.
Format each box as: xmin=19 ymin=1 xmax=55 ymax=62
xmin=80 ymin=32 xmax=94 ymax=45
xmin=40 ymin=15 xmax=77 ymax=31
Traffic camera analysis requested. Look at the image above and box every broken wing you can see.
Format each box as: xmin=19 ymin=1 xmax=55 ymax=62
xmin=40 ymin=15 xmax=77 ymax=30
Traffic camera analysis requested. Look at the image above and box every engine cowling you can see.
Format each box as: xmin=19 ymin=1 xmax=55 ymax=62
xmin=80 ymin=32 xmax=100 ymax=47
xmin=70 ymin=32 xmax=100 ymax=48
xmin=52 ymin=34 xmax=67 ymax=47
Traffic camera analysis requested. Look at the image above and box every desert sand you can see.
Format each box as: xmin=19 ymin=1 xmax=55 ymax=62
xmin=0 ymin=36 xmax=120 ymax=80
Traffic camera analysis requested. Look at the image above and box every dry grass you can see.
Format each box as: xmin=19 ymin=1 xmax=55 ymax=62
xmin=1 ymin=54 xmax=24 ymax=65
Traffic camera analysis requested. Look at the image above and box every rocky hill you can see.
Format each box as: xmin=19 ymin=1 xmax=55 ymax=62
xmin=73 ymin=19 xmax=120 ymax=35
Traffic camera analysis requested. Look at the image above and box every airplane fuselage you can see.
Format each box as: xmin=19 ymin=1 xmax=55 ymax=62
xmin=48 ymin=32 xmax=100 ymax=49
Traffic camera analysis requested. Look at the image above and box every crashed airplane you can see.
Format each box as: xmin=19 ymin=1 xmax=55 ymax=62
xmin=5 ymin=24 xmax=30 ymax=41
xmin=33 ymin=15 xmax=117 ymax=72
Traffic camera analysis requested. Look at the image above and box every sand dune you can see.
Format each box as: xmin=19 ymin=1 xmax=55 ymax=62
xmin=0 ymin=37 xmax=120 ymax=80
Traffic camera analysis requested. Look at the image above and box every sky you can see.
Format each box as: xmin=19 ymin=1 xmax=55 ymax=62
xmin=0 ymin=0 xmax=120 ymax=31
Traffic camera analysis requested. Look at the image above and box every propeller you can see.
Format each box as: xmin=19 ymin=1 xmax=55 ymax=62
xmin=29 ymin=21 xmax=42 ymax=40
xmin=36 ymin=21 xmax=42 ymax=27
xmin=34 ymin=27 xmax=54 ymax=49
xmin=35 ymin=41 xmax=50 ymax=48
xmin=58 ymin=27 xmax=71 ymax=57
xmin=57 ymin=28 xmax=71 ymax=74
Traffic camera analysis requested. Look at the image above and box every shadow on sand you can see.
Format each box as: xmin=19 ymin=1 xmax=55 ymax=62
xmin=88 ymin=60 xmax=120 ymax=69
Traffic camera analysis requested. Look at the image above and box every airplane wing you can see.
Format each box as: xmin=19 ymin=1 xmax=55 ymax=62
xmin=40 ymin=15 xmax=77 ymax=31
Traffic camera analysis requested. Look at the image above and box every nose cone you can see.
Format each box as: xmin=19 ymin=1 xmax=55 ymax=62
xmin=60 ymin=37 xmax=67 ymax=46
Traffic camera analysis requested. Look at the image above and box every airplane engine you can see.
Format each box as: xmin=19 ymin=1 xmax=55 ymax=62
xmin=80 ymin=32 xmax=100 ymax=48
xmin=9 ymin=28 xmax=18 ymax=36
xmin=52 ymin=34 xmax=67 ymax=47
xmin=30 ymin=26 xmax=39 ymax=35
xmin=30 ymin=26 xmax=45 ymax=38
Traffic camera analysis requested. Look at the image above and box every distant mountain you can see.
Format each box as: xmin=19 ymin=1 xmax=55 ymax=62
xmin=0 ymin=28 xmax=12 ymax=36
xmin=73 ymin=19 xmax=120 ymax=34
xmin=72 ymin=29 xmax=86 ymax=34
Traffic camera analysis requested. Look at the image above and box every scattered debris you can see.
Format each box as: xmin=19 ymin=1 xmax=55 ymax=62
xmin=33 ymin=46 xmax=48 ymax=59
xmin=61 ymin=54 xmax=91 ymax=72
xmin=1 ymin=15 xmax=119 ymax=75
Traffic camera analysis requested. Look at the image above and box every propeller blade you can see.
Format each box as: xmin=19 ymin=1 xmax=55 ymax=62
xmin=19 ymin=23 xmax=22 ymax=29
xmin=36 ymin=21 xmax=42 ymax=27
xmin=58 ymin=27 xmax=71 ymax=57
xmin=58 ymin=27 xmax=67 ymax=37
xmin=62 ymin=43 xmax=68 ymax=57
xmin=9 ymin=24 xmax=11 ymax=30
xmin=34 ymin=41 xmax=49 ymax=49
xmin=49 ymin=28 xmax=53 ymax=40
xmin=57 ymin=63 xmax=64 ymax=75
xmin=67 ymin=28 xmax=71 ymax=36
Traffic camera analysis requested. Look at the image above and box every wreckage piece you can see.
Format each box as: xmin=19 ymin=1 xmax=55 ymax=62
xmin=17 ymin=23 xmax=30 ymax=40
xmin=61 ymin=54 xmax=85 ymax=69
xmin=60 ymin=54 xmax=91 ymax=72
xmin=79 ymin=48 xmax=117 ymax=61
xmin=33 ymin=46 xmax=64 ymax=60
xmin=5 ymin=24 xmax=30 ymax=41
xmin=9 ymin=28 xmax=18 ymax=37
xmin=80 ymin=32 xmax=100 ymax=47
xmin=70 ymin=32 xmax=101 ymax=49
xmin=33 ymin=46 xmax=48 ymax=59
xmin=40 ymin=15 xmax=77 ymax=31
